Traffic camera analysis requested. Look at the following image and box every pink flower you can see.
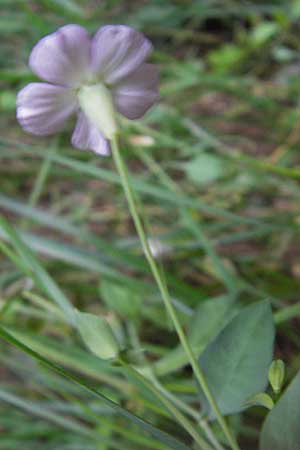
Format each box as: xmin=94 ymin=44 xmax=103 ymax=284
xmin=17 ymin=25 xmax=159 ymax=155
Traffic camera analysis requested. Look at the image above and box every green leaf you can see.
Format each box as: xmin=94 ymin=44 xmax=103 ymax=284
xmin=199 ymin=301 xmax=275 ymax=418
xmin=244 ymin=393 xmax=274 ymax=411
xmin=5 ymin=327 xmax=125 ymax=390
xmin=100 ymin=279 xmax=142 ymax=319
xmin=185 ymin=154 xmax=224 ymax=186
xmin=154 ymin=295 xmax=237 ymax=376
xmin=188 ymin=295 xmax=238 ymax=345
xmin=208 ymin=44 xmax=246 ymax=74
xmin=250 ymin=23 xmax=279 ymax=48
xmin=75 ymin=311 xmax=120 ymax=360
xmin=260 ymin=372 xmax=300 ymax=450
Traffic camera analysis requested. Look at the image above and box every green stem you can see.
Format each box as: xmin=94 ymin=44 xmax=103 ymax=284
xmin=111 ymin=135 xmax=241 ymax=450
xmin=0 ymin=326 xmax=189 ymax=450
xmin=119 ymin=359 xmax=213 ymax=450
xmin=136 ymin=149 xmax=236 ymax=293
xmin=28 ymin=147 xmax=54 ymax=208
xmin=127 ymin=322 xmax=224 ymax=450
xmin=21 ymin=144 xmax=56 ymax=229
xmin=150 ymin=376 xmax=224 ymax=450
xmin=199 ymin=419 xmax=225 ymax=450
xmin=274 ymin=302 xmax=300 ymax=324
xmin=154 ymin=379 xmax=224 ymax=450
xmin=127 ymin=322 xmax=199 ymax=420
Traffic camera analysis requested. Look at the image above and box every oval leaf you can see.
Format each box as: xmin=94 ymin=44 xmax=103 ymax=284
xmin=244 ymin=392 xmax=274 ymax=411
xmin=185 ymin=153 xmax=224 ymax=186
xmin=154 ymin=294 xmax=238 ymax=376
xmin=76 ymin=310 xmax=120 ymax=360
xmin=199 ymin=301 xmax=275 ymax=418
xmin=100 ymin=279 xmax=142 ymax=319
xmin=260 ymin=372 xmax=300 ymax=450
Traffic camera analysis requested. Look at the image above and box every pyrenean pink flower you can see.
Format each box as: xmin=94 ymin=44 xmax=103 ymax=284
xmin=17 ymin=24 xmax=159 ymax=155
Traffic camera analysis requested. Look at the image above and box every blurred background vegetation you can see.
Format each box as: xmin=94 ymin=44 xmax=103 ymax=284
xmin=1 ymin=0 xmax=300 ymax=449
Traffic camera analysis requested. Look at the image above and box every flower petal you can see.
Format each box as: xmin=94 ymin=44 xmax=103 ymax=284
xmin=91 ymin=25 xmax=153 ymax=85
xmin=17 ymin=83 xmax=77 ymax=135
xmin=71 ymin=112 xmax=110 ymax=156
xmin=29 ymin=25 xmax=91 ymax=87
xmin=113 ymin=64 xmax=159 ymax=119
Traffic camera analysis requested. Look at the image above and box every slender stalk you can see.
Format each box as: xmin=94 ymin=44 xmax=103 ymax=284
xmin=127 ymin=322 xmax=199 ymax=420
xmin=119 ymin=359 xmax=213 ymax=450
xmin=21 ymin=144 xmax=56 ymax=229
xmin=127 ymin=321 xmax=224 ymax=450
xmin=28 ymin=147 xmax=55 ymax=207
xmin=0 ymin=326 xmax=189 ymax=450
xmin=153 ymin=377 xmax=225 ymax=450
xmin=111 ymin=135 xmax=241 ymax=450
xmin=199 ymin=419 xmax=225 ymax=450
xmin=274 ymin=302 xmax=300 ymax=324
xmin=136 ymin=149 xmax=236 ymax=293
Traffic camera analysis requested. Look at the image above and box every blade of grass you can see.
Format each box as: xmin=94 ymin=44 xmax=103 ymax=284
xmin=0 ymin=137 xmax=267 ymax=226
xmin=0 ymin=216 xmax=74 ymax=321
xmin=0 ymin=325 xmax=190 ymax=450
xmin=0 ymin=389 xmax=92 ymax=437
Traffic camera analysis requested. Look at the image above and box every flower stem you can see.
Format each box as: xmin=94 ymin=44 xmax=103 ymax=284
xmin=127 ymin=321 xmax=224 ymax=450
xmin=119 ymin=358 xmax=213 ymax=450
xmin=111 ymin=135 xmax=241 ymax=450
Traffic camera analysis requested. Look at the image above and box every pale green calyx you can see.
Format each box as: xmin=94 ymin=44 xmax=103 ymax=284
xmin=78 ymin=83 xmax=117 ymax=140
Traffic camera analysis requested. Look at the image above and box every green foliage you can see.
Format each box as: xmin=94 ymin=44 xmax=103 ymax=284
xmin=199 ymin=301 xmax=275 ymax=418
xmin=0 ymin=216 xmax=74 ymax=320
xmin=244 ymin=392 xmax=274 ymax=410
xmin=250 ymin=22 xmax=279 ymax=48
xmin=75 ymin=310 xmax=120 ymax=360
xmin=0 ymin=326 xmax=189 ymax=450
xmin=209 ymin=44 xmax=247 ymax=74
xmin=260 ymin=372 xmax=300 ymax=450
xmin=100 ymin=279 xmax=142 ymax=319
xmin=1 ymin=0 xmax=300 ymax=448
xmin=184 ymin=153 xmax=225 ymax=186
xmin=154 ymin=294 xmax=237 ymax=376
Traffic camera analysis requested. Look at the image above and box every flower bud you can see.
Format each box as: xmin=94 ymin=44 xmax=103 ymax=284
xmin=268 ymin=359 xmax=285 ymax=394
xmin=78 ymin=83 xmax=117 ymax=139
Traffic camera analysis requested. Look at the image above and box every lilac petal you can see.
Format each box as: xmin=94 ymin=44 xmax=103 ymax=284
xmin=17 ymin=82 xmax=77 ymax=135
xmin=113 ymin=63 xmax=159 ymax=120
xmin=29 ymin=25 xmax=91 ymax=87
xmin=71 ymin=112 xmax=110 ymax=156
xmin=91 ymin=25 xmax=153 ymax=85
